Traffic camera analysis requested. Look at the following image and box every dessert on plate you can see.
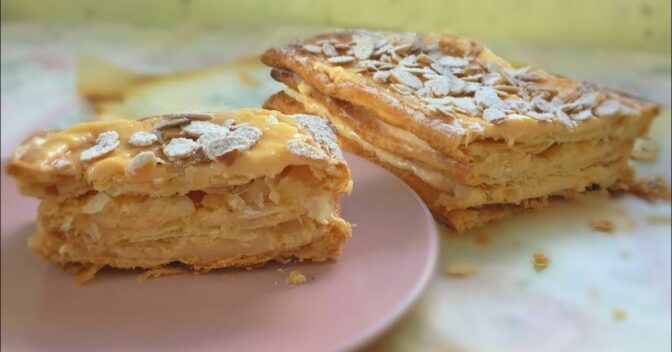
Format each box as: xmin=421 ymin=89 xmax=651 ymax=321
xmin=7 ymin=109 xmax=352 ymax=283
xmin=261 ymin=30 xmax=660 ymax=231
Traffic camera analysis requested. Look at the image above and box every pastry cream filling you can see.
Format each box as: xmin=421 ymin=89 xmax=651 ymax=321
xmin=33 ymin=217 xmax=342 ymax=263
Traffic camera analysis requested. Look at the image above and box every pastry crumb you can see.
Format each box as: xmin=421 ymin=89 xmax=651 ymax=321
xmin=622 ymin=177 xmax=671 ymax=202
xmin=444 ymin=261 xmax=478 ymax=278
xmin=612 ymin=309 xmax=628 ymax=321
xmin=286 ymin=270 xmax=308 ymax=285
xmin=590 ymin=219 xmax=614 ymax=233
xmin=471 ymin=232 xmax=492 ymax=247
xmin=532 ymin=252 xmax=550 ymax=272
xmin=137 ymin=267 xmax=186 ymax=282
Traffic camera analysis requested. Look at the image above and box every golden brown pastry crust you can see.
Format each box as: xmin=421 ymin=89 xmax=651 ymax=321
xmin=261 ymin=31 xmax=659 ymax=159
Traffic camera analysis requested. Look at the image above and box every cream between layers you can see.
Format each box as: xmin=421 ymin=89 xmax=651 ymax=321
xmin=282 ymin=87 xmax=629 ymax=209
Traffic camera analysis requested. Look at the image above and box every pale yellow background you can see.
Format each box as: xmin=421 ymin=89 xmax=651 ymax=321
xmin=2 ymin=0 xmax=671 ymax=53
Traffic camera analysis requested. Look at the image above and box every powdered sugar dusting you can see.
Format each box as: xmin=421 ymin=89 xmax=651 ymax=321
xmin=282 ymin=30 xmax=644 ymax=133
xmin=128 ymin=131 xmax=159 ymax=147
xmin=80 ymin=131 xmax=120 ymax=161
xmin=291 ymin=114 xmax=344 ymax=162
xmin=197 ymin=124 xmax=262 ymax=160
xmin=162 ymin=137 xmax=199 ymax=159
xmin=182 ymin=120 xmax=229 ymax=137
xmin=286 ymin=134 xmax=329 ymax=160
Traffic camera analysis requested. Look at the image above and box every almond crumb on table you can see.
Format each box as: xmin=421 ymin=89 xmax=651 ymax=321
xmin=532 ymin=252 xmax=550 ymax=272
xmin=286 ymin=269 xmax=308 ymax=285
xmin=590 ymin=219 xmax=614 ymax=233
xmin=443 ymin=261 xmax=478 ymax=278
xmin=612 ymin=309 xmax=628 ymax=321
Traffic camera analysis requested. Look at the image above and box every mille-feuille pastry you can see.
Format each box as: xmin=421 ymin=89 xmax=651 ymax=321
xmin=261 ymin=30 xmax=660 ymax=231
xmin=8 ymin=109 xmax=352 ymax=283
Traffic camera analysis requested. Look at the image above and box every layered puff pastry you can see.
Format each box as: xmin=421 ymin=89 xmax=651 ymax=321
xmin=8 ymin=109 xmax=352 ymax=283
xmin=262 ymin=30 xmax=660 ymax=231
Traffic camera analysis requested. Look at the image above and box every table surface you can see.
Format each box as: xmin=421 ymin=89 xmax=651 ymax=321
xmin=2 ymin=23 xmax=670 ymax=352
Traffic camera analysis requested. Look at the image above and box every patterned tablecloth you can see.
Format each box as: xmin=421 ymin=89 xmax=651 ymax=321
xmin=2 ymin=23 xmax=670 ymax=352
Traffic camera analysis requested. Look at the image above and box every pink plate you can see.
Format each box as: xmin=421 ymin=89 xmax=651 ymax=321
xmin=1 ymin=152 xmax=438 ymax=352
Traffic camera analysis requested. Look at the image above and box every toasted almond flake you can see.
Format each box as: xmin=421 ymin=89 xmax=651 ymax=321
xmin=425 ymin=76 xmax=451 ymax=96
xmin=481 ymin=73 xmax=503 ymax=86
xmin=80 ymin=131 xmax=120 ymax=161
xmin=182 ymin=120 xmax=229 ymax=137
xmin=399 ymin=54 xmax=418 ymax=67
xmin=352 ymin=35 xmax=375 ymax=60
xmin=154 ymin=118 xmax=190 ymax=130
xmin=372 ymin=70 xmax=390 ymax=83
xmin=495 ymin=90 xmax=510 ymax=98
xmin=494 ymin=85 xmax=520 ymax=94
xmin=302 ymin=44 xmax=323 ymax=54
xmin=322 ymin=42 xmax=338 ymax=57
xmin=51 ymin=158 xmax=71 ymax=170
xmin=483 ymin=107 xmax=506 ymax=122
xmin=327 ymin=56 xmax=355 ymax=64
xmin=474 ymin=87 xmax=502 ymax=108
xmin=391 ymin=83 xmax=414 ymax=95
xmin=390 ymin=68 xmax=423 ymax=89
xmin=429 ymin=63 xmax=455 ymax=77
xmin=450 ymin=97 xmax=479 ymax=115
xmin=517 ymin=72 xmax=546 ymax=82
xmin=438 ymin=56 xmax=469 ymax=67
xmin=82 ymin=192 xmax=111 ymax=214
xmin=532 ymin=96 xmax=553 ymax=112
xmin=334 ymin=43 xmax=351 ymax=51
xmin=398 ymin=66 xmax=428 ymax=74
xmin=393 ymin=43 xmax=413 ymax=55
xmin=198 ymin=124 xmax=262 ymax=160
xmin=128 ymin=151 xmax=158 ymax=174
xmin=128 ymin=131 xmax=158 ymax=147
xmin=373 ymin=43 xmax=394 ymax=57
xmin=555 ymin=109 xmax=577 ymax=128
xmin=286 ymin=270 xmax=308 ymax=285
xmin=162 ymin=137 xmax=199 ymax=159
xmin=415 ymin=87 xmax=432 ymax=98
xmin=594 ymin=99 xmax=622 ymax=116
xmin=416 ymin=53 xmax=433 ymax=65
xmin=527 ymin=111 xmax=555 ymax=121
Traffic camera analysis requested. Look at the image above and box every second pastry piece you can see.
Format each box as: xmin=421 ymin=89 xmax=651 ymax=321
xmin=261 ymin=30 xmax=659 ymax=231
